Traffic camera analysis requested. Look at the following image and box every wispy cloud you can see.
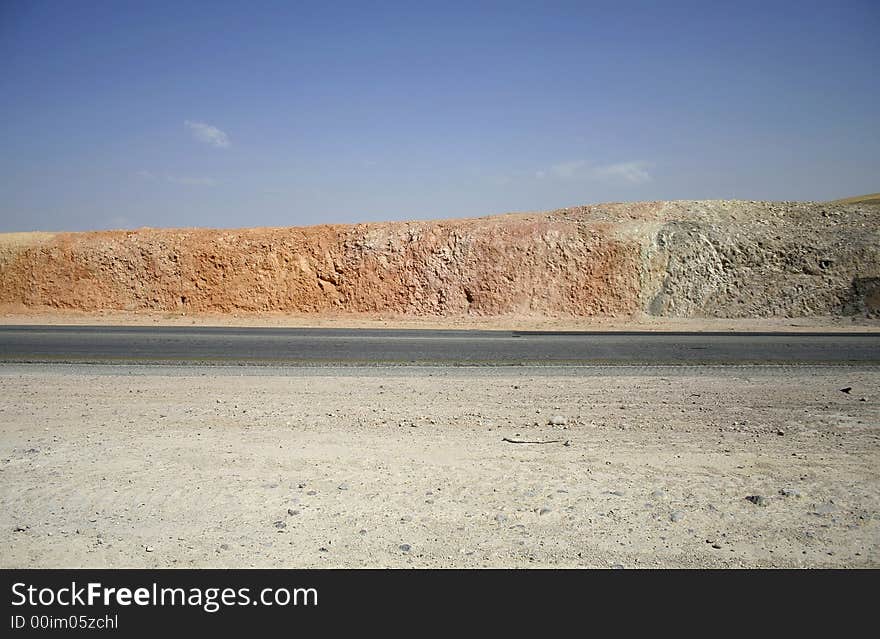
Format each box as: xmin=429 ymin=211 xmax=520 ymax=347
xmin=536 ymin=160 xmax=588 ymax=180
xmin=533 ymin=159 xmax=653 ymax=184
xmin=184 ymin=120 xmax=230 ymax=148
xmin=591 ymin=161 xmax=652 ymax=184
xmin=166 ymin=175 xmax=218 ymax=186
xmin=136 ymin=170 xmax=217 ymax=187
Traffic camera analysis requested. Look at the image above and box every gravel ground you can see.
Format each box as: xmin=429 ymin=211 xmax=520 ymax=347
xmin=1 ymin=364 xmax=877 ymax=568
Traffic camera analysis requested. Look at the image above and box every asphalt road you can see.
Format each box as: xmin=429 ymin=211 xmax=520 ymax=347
xmin=0 ymin=325 xmax=878 ymax=365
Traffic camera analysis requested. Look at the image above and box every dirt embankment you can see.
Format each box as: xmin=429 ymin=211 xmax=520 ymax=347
xmin=1 ymin=200 xmax=878 ymax=318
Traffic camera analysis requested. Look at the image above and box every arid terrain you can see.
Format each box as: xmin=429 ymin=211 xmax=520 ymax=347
xmin=1 ymin=198 xmax=878 ymax=569
xmin=1 ymin=364 xmax=877 ymax=568
xmin=2 ymin=199 xmax=879 ymax=322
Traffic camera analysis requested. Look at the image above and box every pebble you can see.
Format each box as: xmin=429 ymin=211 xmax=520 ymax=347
xmin=538 ymin=507 xmax=552 ymax=516
xmin=745 ymin=495 xmax=769 ymax=507
xmin=144 ymin=545 xmax=154 ymax=552
xmin=780 ymin=488 xmax=801 ymax=498
xmin=288 ymin=508 xmax=299 ymax=516
xmin=273 ymin=520 xmax=287 ymax=529
xmin=399 ymin=544 xmax=412 ymax=552
xmin=651 ymin=490 xmax=666 ymax=499
xmin=670 ymin=511 xmax=685 ymax=522
xmin=548 ymin=415 xmax=566 ymax=426
xmin=338 ymin=483 xmax=349 ymax=491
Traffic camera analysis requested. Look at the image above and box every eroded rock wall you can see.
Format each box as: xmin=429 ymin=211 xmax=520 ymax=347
xmin=1 ymin=200 xmax=878 ymax=318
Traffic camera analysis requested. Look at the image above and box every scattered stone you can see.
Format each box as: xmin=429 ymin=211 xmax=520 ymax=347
xmin=337 ymin=483 xmax=349 ymax=491
xmin=399 ymin=544 xmax=412 ymax=552
xmin=670 ymin=511 xmax=685 ymax=522
xmin=273 ymin=520 xmax=287 ymax=529
xmin=780 ymin=488 xmax=801 ymax=498
xmin=812 ymin=502 xmax=836 ymax=515
xmin=563 ymin=440 xmax=571 ymax=447
xmin=745 ymin=495 xmax=769 ymax=507
xmin=144 ymin=545 xmax=154 ymax=552
xmin=651 ymin=490 xmax=666 ymax=500
xmin=609 ymin=490 xmax=625 ymax=497
xmin=776 ymin=429 xmax=785 ymax=436
xmin=840 ymin=387 xmax=852 ymax=394
xmin=538 ymin=507 xmax=552 ymax=516
xmin=494 ymin=514 xmax=507 ymax=523
xmin=548 ymin=415 xmax=566 ymax=426
xmin=219 ymin=543 xmax=230 ymax=551
xmin=288 ymin=508 xmax=299 ymax=516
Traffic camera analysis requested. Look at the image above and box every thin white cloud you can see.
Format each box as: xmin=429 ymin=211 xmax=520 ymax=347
xmin=166 ymin=175 xmax=218 ymax=186
xmin=591 ymin=161 xmax=653 ymax=184
xmin=135 ymin=170 xmax=217 ymax=186
xmin=549 ymin=160 xmax=587 ymax=179
xmin=184 ymin=120 xmax=230 ymax=148
xmin=533 ymin=159 xmax=653 ymax=184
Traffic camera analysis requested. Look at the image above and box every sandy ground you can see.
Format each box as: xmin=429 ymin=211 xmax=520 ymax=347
xmin=0 ymin=364 xmax=877 ymax=568
xmin=2 ymin=307 xmax=879 ymax=332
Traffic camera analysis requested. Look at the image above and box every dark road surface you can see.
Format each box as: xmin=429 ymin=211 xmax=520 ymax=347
xmin=0 ymin=326 xmax=878 ymax=365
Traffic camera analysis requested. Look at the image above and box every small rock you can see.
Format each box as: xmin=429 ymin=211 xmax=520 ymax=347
xmin=13 ymin=525 xmax=28 ymax=533
xmin=219 ymin=543 xmax=230 ymax=551
xmin=812 ymin=502 xmax=836 ymax=515
xmin=776 ymin=429 xmax=785 ymax=436
xmin=288 ymin=508 xmax=299 ymax=516
xmin=670 ymin=511 xmax=685 ymax=522
xmin=399 ymin=543 xmax=412 ymax=552
xmin=337 ymin=483 xmax=349 ymax=491
xmin=840 ymin=387 xmax=852 ymax=394
xmin=609 ymin=490 xmax=625 ymax=497
xmin=745 ymin=495 xmax=769 ymax=507
xmin=548 ymin=415 xmax=566 ymax=426
xmin=306 ymin=490 xmax=317 ymax=496
xmin=780 ymin=488 xmax=801 ymax=498
xmin=273 ymin=520 xmax=287 ymax=529
xmin=144 ymin=545 xmax=154 ymax=553
xmin=651 ymin=490 xmax=666 ymax=500
xmin=610 ymin=564 xmax=624 ymax=569
xmin=538 ymin=507 xmax=552 ymax=516
xmin=494 ymin=514 xmax=507 ymax=523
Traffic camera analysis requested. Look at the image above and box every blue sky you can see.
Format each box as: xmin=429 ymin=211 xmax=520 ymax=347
xmin=1 ymin=0 xmax=878 ymax=232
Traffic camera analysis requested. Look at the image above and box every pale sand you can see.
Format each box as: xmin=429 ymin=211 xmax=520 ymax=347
xmin=1 ymin=364 xmax=877 ymax=568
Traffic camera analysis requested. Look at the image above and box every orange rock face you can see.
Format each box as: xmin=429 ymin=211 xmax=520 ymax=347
xmin=0 ymin=212 xmax=641 ymax=316
xmin=2 ymin=200 xmax=878 ymax=318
